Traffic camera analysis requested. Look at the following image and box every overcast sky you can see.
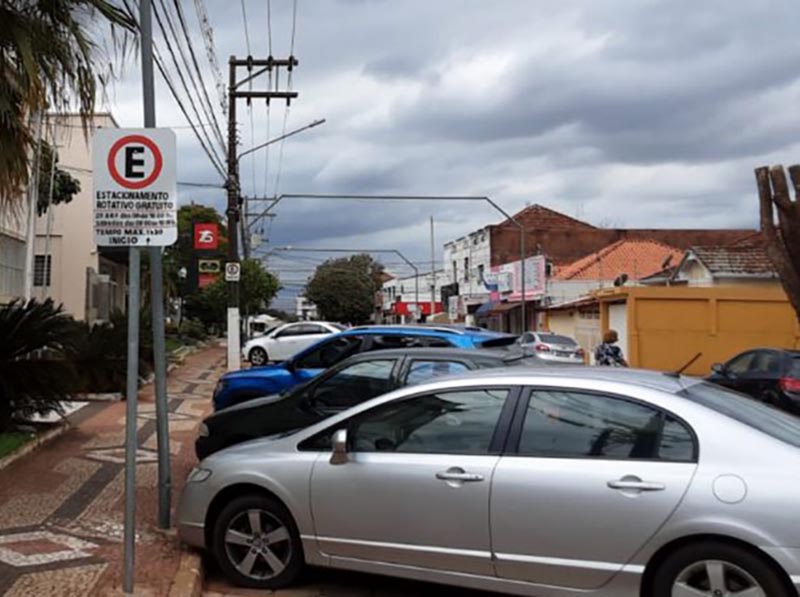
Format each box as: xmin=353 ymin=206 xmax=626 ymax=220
xmin=102 ymin=0 xmax=800 ymax=308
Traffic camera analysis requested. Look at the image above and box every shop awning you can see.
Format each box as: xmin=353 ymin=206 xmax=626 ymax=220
xmin=489 ymin=301 xmax=521 ymax=315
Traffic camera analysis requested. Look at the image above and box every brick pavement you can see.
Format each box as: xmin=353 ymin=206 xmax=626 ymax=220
xmin=0 ymin=344 xmax=225 ymax=596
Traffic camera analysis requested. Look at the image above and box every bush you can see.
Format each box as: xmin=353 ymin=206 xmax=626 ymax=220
xmin=180 ymin=318 xmax=207 ymax=342
xmin=0 ymin=299 xmax=77 ymax=431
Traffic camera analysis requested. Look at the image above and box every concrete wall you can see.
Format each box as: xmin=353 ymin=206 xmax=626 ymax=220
xmin=598 ymin=286 xmax=800 ymax=375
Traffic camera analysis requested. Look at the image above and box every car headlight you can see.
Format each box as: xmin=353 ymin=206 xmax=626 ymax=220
xmin=198 ymin=423 xmax=209 ymax=438
xmin=187 ymin=467 xmax=212 ymax=483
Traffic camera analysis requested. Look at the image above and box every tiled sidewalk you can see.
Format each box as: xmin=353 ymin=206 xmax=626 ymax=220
xmin=0 ymin=344 xmax=224 ymax=596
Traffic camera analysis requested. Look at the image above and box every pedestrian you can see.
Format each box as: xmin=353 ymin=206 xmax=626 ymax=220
xmin=594 ymin=330 xmax=628 ymax=367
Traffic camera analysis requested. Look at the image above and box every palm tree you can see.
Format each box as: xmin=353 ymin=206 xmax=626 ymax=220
xmin=0 ymin=299 xmax=79 ymax=431
xmin=0 ymin=0 xmax=134 ymax=207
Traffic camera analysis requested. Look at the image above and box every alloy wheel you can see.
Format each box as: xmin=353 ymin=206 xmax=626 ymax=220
xmin=223 ymin=508 xmax=292 ymax=580
xmin=250 ymin=348 xmax=267 ymax=366
xmin=672 ymin=559 xmax=766 ymax=597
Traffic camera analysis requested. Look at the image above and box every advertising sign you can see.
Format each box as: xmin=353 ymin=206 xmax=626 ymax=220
xmin=194 ymin=223 xmax=219 ymax=251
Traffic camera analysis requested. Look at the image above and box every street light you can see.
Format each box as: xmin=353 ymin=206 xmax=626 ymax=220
xmin=270 ymin=246 xmax=421 ymax=320
xmin=250 ymin=194 xmax=529 ymax=331
xmin=177 ymin=267 xmax=187 ymax=332
xmin=237 ymin=118 xmax=326 ymax=164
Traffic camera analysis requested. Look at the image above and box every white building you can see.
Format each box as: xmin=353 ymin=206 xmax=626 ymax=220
xmin=295 ymin=295 xmax=318 ymax=320
xmin=442 ymin=228 xmax=492 ymax=307
xmin=0 ymin=202 xmax=27 ymax=305
xmin=380 ymin=269 xmax=446 ymax=322
xmin=31 ymin=113 xmax=127 ymax=322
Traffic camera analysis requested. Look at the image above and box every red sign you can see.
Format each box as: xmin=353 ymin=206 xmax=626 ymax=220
xmin=107 ymin=135 xmax=164 ymax=190
xmin=392 ymin=302 xmax=443 ymax=316
xmin=198 ymin=273 xmax=218 ymax=288
xmin=194 ymin=223 xmax=219 ymax=250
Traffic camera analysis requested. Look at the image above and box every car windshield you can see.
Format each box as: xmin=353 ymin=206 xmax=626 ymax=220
xmin=331 ymin=323 xmax=347 ymax=331
xmin=537 ymin=334 xmax=577 ymax=346
xmin=679 ymin=381 xmax=800 ymax=448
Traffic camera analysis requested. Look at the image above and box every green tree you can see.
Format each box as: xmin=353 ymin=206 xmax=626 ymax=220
xmin=37 ymin=142 xmax=81 ymax=216
xmin=305 ymin=254 xmax=384 ymax=324
xmin=184 ymin=259 xmax=280 ymax=330
xmin=0 ymin=0 xmax=134 ymax=206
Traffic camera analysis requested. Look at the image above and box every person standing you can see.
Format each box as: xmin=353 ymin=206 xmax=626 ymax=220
xmin=595 ymin=330 xmax=628 ymax=367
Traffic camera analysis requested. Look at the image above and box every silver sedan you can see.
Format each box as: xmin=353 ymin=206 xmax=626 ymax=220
xmin=177 ymin=368 xmax=800 ymax=597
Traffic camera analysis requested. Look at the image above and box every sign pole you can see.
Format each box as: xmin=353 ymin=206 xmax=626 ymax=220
xmin=140 ymin=0 xmax=172 ymax=531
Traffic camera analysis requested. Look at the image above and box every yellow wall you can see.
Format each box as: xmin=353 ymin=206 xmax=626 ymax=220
xmin=598 ymin=286 xmax=800 ymax=376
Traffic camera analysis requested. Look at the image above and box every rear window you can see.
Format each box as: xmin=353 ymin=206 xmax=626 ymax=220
xmin=788 ymin=356 xmax=800 ymax=378
xmin=538 ymin=334 xmax=577 ymax=346
xmin=679 ymin=382 xmax=800 ymax=448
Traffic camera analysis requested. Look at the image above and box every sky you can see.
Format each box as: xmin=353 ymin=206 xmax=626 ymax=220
xmin=101 ymin=0 xmax=800 ymax=309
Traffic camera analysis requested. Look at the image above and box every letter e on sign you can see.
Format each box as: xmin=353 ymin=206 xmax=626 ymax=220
xmin=93 ymin=128 xmax=177 ymax=247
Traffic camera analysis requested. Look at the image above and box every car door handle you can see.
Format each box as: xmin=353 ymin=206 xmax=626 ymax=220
xmin=607 ymin=479 xmax=665 ymax=492
xmin=436 ymin=470 xmax=484 ymax=482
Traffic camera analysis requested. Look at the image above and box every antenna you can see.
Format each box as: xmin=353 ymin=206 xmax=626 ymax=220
xmin=664 ymin=352 xmax=702 ymax=378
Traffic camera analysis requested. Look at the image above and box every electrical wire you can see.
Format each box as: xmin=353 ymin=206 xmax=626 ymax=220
xmin=149 ymin=0 xmax=226 ymax=174
xmin=240 ymin=0 xmax=252 ymax=57
xmin=267 ymin=0 xmax=273 ymax=56
xmin=192 ymin=0 xmax=227 ymax=115
xmin=171 ymin=0 xmax=226 ymax=149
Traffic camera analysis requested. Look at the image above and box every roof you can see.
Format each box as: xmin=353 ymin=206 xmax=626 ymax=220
xmin=683 ymin=243 xmax=776 ymax=278
xmin=344 ymin=347 xmax=523 ymax=361
xmin=497 ymin=204 xmax=597 ymax=231
xmin=555 ymin=239 xmax=683 ymax=281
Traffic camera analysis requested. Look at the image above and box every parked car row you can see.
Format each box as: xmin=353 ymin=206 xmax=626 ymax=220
xmin=180 ymin=325 xmax=800 ymax=596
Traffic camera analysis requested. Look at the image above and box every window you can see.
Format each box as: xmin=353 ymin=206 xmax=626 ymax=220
xmin=367 ymin=334 xmax=454 ymax=351
xmin=400 ymin=285 xmax=405 ymax=295
xmin=464 ymin=257 xmax=470 ymax=281
xmin=517 ymin=390 xmax=695 ymax=461
xmin=679 ymin=382 xmax=800 ymax=448
xmin=537 ymin=334 xmax=577 ymax=346
xmin=275 ymin=325 xmax=303 ymax=338
xmin=298 ymin=324 xmax=327 ymax=335
xmin=294 ymin=335 xmax=362 ymax=369
xmin=406 ymin=360 xmax=470 ymax=385
xmin=452 ymin=260 xmax=458 ymax=283
xmin=789 ymin=356 xmax=800 ymax=378
xmin=726 ymin=352 xmax=755 ymax=376
xmin=477 ymin=263 xmax=485 ymax=282
xmin=311 ymin=360 xmax=396 ymax=409
xmin=350 ymin=389 xmax=509 ymax=454
xmin=33 ymin=255 xmax=52 ymax=287
xmin=751 ymin=351 xmax=781 ymax=376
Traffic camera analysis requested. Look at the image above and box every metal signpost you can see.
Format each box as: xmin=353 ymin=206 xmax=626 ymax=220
xmin=92 ymin=9 xmax=176 ymax=584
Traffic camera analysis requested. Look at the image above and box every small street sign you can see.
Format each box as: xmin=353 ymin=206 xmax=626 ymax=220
xmin=225 ymin=262 xmax=241 ymax=282
xmin=93 ymin=128 xmax=177 ymax=247
xmin=198 ymin=259 xmax=221 ymax=274
xmin=194 ymin=223 xmax=219 ymax=250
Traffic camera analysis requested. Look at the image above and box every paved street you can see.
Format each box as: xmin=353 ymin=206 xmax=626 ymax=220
xmin=0 ymin=344 xmax=224 ymax=596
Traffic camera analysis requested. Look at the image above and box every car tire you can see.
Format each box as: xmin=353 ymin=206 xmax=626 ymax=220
xmin=212 ymin=493 xmax=304 ymax=590
xmin=652 ymin=540 xmax=789 ymax=597
xmin=249 ymin=347 xmax=268 ymax=366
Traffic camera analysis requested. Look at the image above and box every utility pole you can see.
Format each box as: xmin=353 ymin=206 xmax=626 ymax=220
xmin=226 ymin=56 xmax=298 ymax=371
xmin=430 ymin=216 xmax=436 ymax=320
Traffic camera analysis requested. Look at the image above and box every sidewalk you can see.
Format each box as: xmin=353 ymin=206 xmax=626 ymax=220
xmin=0 ymin=344 xmax=224 ymax=596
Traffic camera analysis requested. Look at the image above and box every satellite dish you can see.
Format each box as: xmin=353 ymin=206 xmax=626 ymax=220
xmin=613 ymin=273 xmax=629 ymax=287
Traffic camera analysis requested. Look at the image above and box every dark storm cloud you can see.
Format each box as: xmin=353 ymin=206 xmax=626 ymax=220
xmin=104 ymin=0 xmax=800 ymax=294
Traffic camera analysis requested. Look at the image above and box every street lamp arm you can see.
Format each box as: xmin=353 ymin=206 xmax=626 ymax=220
xmin=238 ymin=119 xmax=326 ymax=162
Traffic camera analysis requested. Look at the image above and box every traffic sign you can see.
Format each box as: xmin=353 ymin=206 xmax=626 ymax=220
xmin=198 ymin=259 xmax=221 ymax=274
xmin=93 ymin=128 xmax=177 ymax=247
xmin=225 ymin=262 xmax=241 ymax=282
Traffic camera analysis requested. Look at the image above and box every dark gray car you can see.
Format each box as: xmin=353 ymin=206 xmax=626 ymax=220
xmin=196 ymin=347 xmax=545 ymax=459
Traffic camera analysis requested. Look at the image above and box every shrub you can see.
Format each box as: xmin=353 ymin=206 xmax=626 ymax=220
xmin=181 ymin=318 xmax=207 ymax=342
xmin=0 ymin=299 xmax=77 ymax=431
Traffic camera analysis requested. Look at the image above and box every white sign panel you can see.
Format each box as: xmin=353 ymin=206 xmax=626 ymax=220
xmin=93 ymin=128 xmax=177 ymax=247
xmin=225 ymin=262 xmax=241 ymax=282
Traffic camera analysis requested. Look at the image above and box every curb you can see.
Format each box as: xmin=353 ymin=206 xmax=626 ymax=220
xmin=0 ymin=423 xmax=69 ymax=471
xmin=168 ymin=549 xmax=204 ymax=597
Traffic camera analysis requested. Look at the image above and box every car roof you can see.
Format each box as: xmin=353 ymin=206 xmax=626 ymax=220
xmin=342 ymin=347 xmax=526 ymax=362
xmin=423 ymin=366 xmax=696 ymax=393
xmin=343 ymin=325 xmax=512 ymax=339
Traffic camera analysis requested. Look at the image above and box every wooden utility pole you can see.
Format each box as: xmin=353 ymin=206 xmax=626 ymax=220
xmin=226 ymin=56 xmax=298 ymax=370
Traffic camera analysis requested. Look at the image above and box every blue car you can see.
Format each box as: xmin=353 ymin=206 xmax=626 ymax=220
xmin=212 ymin=325 xmax=515 ymax=410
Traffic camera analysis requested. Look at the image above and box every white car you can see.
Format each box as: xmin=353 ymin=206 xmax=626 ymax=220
xmin=519 ymin=332 xmax=586 ymax=364
xmin=242 ymin=322 xmax=345 ymax=366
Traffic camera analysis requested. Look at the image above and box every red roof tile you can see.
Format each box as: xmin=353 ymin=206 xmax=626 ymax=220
xmin=556 ymin=239 xmax=683 ymax=281
xmin=687 ymin=244 xmax=776 ymax=277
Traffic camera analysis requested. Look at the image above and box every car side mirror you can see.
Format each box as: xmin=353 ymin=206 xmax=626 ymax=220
xmin=330 ymin=429 xmax=348 ymax=465
xmin=711 ymin=363 xmax=726 ymax=375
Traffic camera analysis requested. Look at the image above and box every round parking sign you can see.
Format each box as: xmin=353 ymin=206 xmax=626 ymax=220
xmin=107 ymin=134 xmax=164 ymax=190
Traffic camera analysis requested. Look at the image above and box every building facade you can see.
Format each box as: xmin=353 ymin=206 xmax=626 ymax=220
xmin=32 ymin=113 xmax=127 ymax=322
xmin=380 ymin=269 xmax=445 ymax=323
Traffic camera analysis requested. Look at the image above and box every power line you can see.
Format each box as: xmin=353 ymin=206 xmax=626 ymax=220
xmin=240 ymin=0 xmax=252 ymax=56
xmin=267 ymin=0 xmax=273 ymax=56
xmin=192 ymin=0 xmax=227 ymax=114
xmin=170 ymin=0 xmax=226 ymax=149
xmin=155 ymin=0 xmax=225 ymax=153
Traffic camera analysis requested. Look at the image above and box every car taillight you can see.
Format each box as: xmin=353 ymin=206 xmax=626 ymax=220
xmin=535 ymin=344 xmax=551 ymax=352
xmin=780 ymin=377 xmax=800 ymax=393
